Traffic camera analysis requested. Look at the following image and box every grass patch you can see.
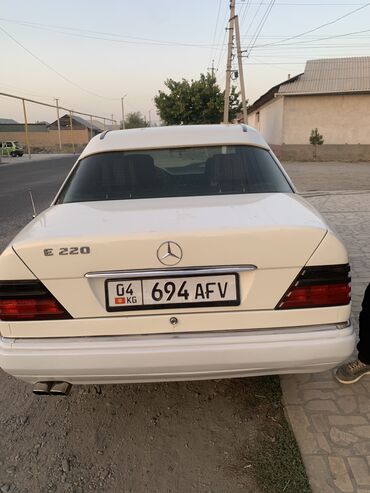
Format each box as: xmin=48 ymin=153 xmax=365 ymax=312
xmin=235 ymin=376 xmax=311 ymax=493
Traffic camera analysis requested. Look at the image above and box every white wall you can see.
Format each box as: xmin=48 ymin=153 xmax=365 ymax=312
xmin=248 ymin=96 xmax=284 ymax=145
xmin=283 ymin=94 xmax=370 ymax=145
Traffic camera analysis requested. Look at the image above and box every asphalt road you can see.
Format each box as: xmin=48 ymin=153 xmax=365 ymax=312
xmin=0 ymin=156 xmax=76 ymax=251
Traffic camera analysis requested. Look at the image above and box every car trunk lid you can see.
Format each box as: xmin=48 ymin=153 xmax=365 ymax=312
xmin=12 ymin=193 xmax=327 ymax=279
xmin=10 ymin=193 xmax=328 ymax=321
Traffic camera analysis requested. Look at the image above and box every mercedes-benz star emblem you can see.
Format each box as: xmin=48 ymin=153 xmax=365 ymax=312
xmin=157 ymin=241 xmax=183 ymax=266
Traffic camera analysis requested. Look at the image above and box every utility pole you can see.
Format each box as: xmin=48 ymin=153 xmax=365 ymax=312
xmin=22 ymin=99 xmax=31 ymax=159
xmin=111 ymin=114 xmax=114 ymax=129
xmin=121 ymin=94 xmax=127 ymax=129
xmin=223 ymin=0 xmax=235 ymax=124
xmin=54 ymin=98 xmax=62 ymax=151
xmin=207 ymin=59 xmax=216 ymax=78
xmin=234 ymin=15 xmax=248 ymax=124
xmin=69 ymin=111 xmax=75 ymax=155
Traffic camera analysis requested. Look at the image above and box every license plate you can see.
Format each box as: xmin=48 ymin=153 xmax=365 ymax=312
xmin=105 ymin=274 xmax=240 ymax=311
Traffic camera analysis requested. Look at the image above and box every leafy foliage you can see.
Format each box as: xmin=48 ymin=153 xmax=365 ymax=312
xmin=124 ymin=112 xmax=149 ymax=129
xmin=154 ymin=73 xmax=242 ymax=125
xmin=309 ymin=128 xmax=324 ymax=146
xmin=309 ymin=128 xmax=324 ymax=160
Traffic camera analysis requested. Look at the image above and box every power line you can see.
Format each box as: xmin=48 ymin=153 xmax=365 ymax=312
xmin=241 ymin=0 xmax=265 ymax=39
xmin=1 ymin=17 xmax=201 ymax=46
xmin=213 ymin=3 xmax=232 ymax=74
xmin=236 ymin=2 xmax=367 ymax=5
xmin=215 ymin=11 xmax=230 ymax=72
xmin=208 ymin=0 xmax=223 ymax=70
xmin=0 ymin=24 xmax=121 ymax=100
xmin=215 ymin=35 xmax=228 ymax=72
xmin=0 ymin=16 xmax=226 ymax=50
xmin=238 ymin=0 xmax=252 ymax=30
xmin=252 ymin=2 xmax=370 ymax=49
xmin=7 ymin=11 xmax=366 ymax=54
xmin=241 ymin=33 xmax=370 ymax=38
xmin=254 ymin=44 xmax=370 ymax=51
xmin=252 ymin=27 xmax=370 ymax=48
xmin=245 ymin=56 xmax=302 ymax=73
xmin=248 ymin=61 xmax=305 ymax=64
xmin=250 ymin=46 xmax=370 ymax=53
xmin=244 ymin=0 xmax=276 ymax=55
xmin=0 ymin=83 xmax=53 ymax=100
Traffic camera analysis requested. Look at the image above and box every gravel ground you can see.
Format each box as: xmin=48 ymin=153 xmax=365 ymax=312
xmin=0 ymin=371 xmax=307 ymax=493
xmin=0 ymin=376 xmax=268 ymax=493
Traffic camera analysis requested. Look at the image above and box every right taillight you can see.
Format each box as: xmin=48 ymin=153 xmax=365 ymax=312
xmin=276 ymin=264 xmax=351 ymax=310
xmin=0 ymin=280 xmax=72 ymax=321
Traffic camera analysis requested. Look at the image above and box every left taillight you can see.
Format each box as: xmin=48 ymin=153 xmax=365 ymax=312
xmin=0 ymin=280 xmax=72 ymax=321
xmin=276 ymin=264 xmax=351 ymax=310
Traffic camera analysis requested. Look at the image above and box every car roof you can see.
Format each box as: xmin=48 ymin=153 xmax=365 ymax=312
xmin=79 ymin=124 xmax=270 ymax=159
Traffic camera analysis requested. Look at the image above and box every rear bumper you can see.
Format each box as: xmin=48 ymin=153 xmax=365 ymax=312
xmin=0 ymin=323 xmax=355 ymax=384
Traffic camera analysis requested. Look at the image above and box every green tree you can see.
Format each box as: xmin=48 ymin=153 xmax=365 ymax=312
xmin=124 ymin=112 xmax=149 ymax=129
xmin=309 ymin=128 xmax=324 ymax=160
xmin=154 ymin=73 xmax=242 ymax=125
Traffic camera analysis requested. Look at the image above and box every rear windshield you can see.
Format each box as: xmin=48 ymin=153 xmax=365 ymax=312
xmin=57 ymin=145 xmax=292 ymax=204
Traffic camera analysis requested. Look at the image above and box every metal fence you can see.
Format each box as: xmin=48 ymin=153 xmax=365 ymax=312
xmin=0 ymin=92 xmax=117 ymax=160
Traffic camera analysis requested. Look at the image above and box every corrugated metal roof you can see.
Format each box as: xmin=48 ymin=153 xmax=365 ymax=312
xmin=248 ymin=74 xmax=301 ymax=113
xmin=0 ymin=118 xmax=18 ymax=124
xmin=0 ymin=123 xmax=48 ymax=132
xmin=278 ymin=57 xmax=370 ymax=95
xmin=49 ymin=114 xmax=102 ymax=132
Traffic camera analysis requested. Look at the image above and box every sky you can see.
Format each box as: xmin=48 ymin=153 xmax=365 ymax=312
xmin=0 ymin=0 xmax=369 ymax=125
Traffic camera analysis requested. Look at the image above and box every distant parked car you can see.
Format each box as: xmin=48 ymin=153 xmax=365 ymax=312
xmin=0 ymin=124 xmax=355 ymax=396
xmin=0 ymin=141 xmax=24 ymax=157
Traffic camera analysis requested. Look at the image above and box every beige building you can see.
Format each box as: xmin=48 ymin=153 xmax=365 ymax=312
xmin=247 ymin=57 xmax=370 ymax=161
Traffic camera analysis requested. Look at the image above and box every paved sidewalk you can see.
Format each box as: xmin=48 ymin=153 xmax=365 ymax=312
xmin=281 ymin=192 xmax=370 ymax=493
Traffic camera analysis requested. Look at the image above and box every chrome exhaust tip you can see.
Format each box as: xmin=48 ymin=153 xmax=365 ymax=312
xmin=49 ymin=381 xmax=72 ymax=396
xmin=33 ymin=381 xmax=52 ymax=395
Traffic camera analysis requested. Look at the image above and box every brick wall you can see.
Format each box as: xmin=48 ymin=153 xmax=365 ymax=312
xmin=278 ymin=144 xmax=370 ymax=162
xmin=0 ymin=129 xmax=91 ymax=148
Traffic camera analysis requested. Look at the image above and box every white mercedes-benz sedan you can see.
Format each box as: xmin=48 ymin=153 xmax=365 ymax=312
xmin=0 ymin=124 xmax=355 ymax=395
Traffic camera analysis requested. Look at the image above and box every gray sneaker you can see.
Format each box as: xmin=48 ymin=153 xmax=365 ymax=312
xmin=335 ymin=359 xmax=370 ymax=384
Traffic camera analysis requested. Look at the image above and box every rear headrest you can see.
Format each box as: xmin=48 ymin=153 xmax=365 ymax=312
xmin=123 ymin=154 xmax=156 ymax=187
xmin=205 ymin=154 xmax=248 ymax=192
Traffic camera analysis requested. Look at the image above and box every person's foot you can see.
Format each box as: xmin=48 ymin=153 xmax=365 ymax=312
xmin=335 ymin=359 xmax=370 ymax=384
